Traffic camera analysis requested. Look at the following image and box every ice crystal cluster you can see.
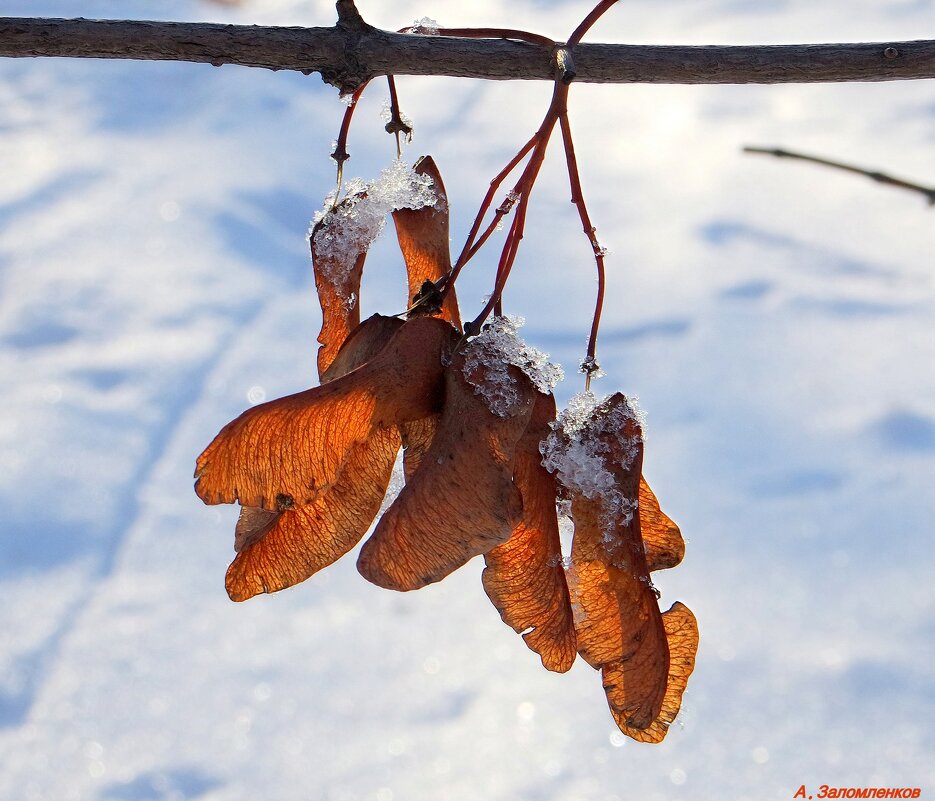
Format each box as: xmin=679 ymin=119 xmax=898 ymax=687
xmin=462 ymin=316 xmax=564 ymax=416
xmin=541 ymin=392 xmax=644 ymax=529
xmin=410 ymin=16 xmax=440 ymax=35
xmin=311 ymin=159 xmax=437 ymax=277
xmin=380 ymin=101 xmax=414 ymax=134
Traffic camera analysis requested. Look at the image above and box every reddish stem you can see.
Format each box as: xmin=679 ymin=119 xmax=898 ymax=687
xmin=400 ymin=24 xmax=555 ymax=49
xmin=440 ymin=2 xmax=620 ymax=342
xmin=433 ymin=27 xmax=556 ymax=48
xmin=385 ymin=75 xmax=412 ymax=157
xmin=559 ymin=109 xmax=606 ymax=390
xmin=568 ymin=0 xmax=620 ymax=45
xmin=331 ymin=81 xmax=369 ymax=191
xmin=448 ymin=133 xmax=537 ymax=285
xmin=465 ymin=81 xmax=568 ymax=334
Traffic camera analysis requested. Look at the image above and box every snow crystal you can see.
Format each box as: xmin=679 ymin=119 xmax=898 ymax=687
xmin=461 ymin=316 xmax=564 ymax=417
xmin=410 ymin=16 xmax=440 ymax=35
xmin=379 ymin=101 xmax=414 ymax=135
xmin=540 ymin=392 xmax=643 ymax=537
xmin=579 ymin=355 xmax=605 ymax=381
xmin=338 ymin=92 xmax=357 ymax=107
xmin=310 ymin=159 xmax=437 ymax=279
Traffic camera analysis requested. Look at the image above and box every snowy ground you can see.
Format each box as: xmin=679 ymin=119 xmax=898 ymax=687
xmin=1 ymin=1 xmax=934 ymax=799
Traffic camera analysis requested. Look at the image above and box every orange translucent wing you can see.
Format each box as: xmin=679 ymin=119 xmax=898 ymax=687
xmin=639 ymin=477 xmax=685 ymax=572
xmin=483 ymin=392 xmax=577 ymax=673
xmin=311 ymin=193 xmax=369 ymax=379
xmin=392 ymin=156 xmax=462 ymax=329
xmin=605 ymin=602 xmax=699 ymax=743
xmin=225 ymin=427 xmax=402 ymax=601
xmin=399 ymin=415 xmax=438 ymax=483
xmin=563 ymin=394 xmax=669 ymax=730
xmin=195 ymin=316 xmax=456 ymax=510
xmin=320 ymin=314 xmax=404 ymax=384
xmin=569 ymin=492 xmax=669 ymax=730
xmin=358 ymin=354 xmax=533 ymax=591
xmin=226 ymin=314 xmax=409 ymax=600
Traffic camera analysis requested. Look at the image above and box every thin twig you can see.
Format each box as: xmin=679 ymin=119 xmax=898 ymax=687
xmin=465 ymin=80 xmax=567 ymax=335
xmin=446 ymin=135 xmax=538 ymax=292
xmin=331 ymin=82 xmax=369 ymax=191
xmin=560 ymin=111 xmax=607 ymax=391
xmin=385 ymin=75 xmax=412 ymax=157
xmin=568 ymin=0 xmax=620 ymax=45
xmin=743 ymin=146 xmax=935 ymax=205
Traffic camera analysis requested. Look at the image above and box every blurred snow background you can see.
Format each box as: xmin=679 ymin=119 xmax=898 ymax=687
xmin=1 ymin=1 xmax=933 ymax=799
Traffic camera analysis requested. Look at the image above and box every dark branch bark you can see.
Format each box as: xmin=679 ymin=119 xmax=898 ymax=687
xmin=744 ymin=146 xmax=935 ymax=206
xmin=1 ymin=17 xmax=934 ymax=93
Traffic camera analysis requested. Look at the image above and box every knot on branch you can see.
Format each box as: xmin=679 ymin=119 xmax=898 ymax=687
xmin=335 ymin=0 xmax=367 ymax=33
xmin=554 ymin=46 xmax=577 ymax=84
xmin=324 ymin=0 xmax=378 ymax=94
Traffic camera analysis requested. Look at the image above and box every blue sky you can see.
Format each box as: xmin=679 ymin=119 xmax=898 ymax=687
xmin=1 ymin=2 xmax=934 ymax=799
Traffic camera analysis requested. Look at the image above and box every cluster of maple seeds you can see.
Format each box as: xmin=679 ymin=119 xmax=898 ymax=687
xmin=194 ymin=157 xmax=697 ymax=743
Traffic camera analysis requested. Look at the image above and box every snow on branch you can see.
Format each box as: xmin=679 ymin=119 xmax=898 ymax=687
xmin=1 ymin=15 xmax=934 ymax=93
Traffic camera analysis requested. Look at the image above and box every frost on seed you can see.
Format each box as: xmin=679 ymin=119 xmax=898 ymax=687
xmin=461 ymin=316 xmax=564 ymax=417
xmin=540 ymin=392 xmax=644 ymax=537
xmin=310 ymin=159 xmax=437 ymax=284
xmin=410 ymin=16 xmax=440 ymax=35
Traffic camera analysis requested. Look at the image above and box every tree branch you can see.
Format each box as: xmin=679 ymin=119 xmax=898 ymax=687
xmin=1 ymin=17 xmax=935 ymax=93
xmin=744 ymin=146 xmax=935 ymax=206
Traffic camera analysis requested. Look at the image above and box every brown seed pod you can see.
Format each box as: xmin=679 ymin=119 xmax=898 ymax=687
xmin=357 ymin=352 xmax=534 ymax=591
xmin=392 ymin=156 xmax=462 ymax=329
xmin=311 ymin=191 xmax=369 ymax=379
xmin=639 ymin=477 xmax=685 ymax=572
xmin=224 ymin=313 xmax=411 ymax=601
xmin=225 ymin=427 xmax=402 ymax=601
xmin=604 ymin=602 xmax=698 ymax=743
xmin=194 ymin=316 xmax=458 ymax=510
xmin=482 ymin=391 xmax=577 ymax=673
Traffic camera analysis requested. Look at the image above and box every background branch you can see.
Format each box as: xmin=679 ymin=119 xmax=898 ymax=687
xmin=744 ymin=146 xmax=935 ymax=206
xmin=1 ymin=17 xmax=934 ymax=93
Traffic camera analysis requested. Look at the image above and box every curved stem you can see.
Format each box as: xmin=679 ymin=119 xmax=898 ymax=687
xmin=385 ymin=75 xmax=412 ymax=157
xmin=744 ymin=145 xmax=935 ymax=205
xmin=559 ymin=108 xmax=606 ymax=390
xmin=401 ymin=25 xmax=555 ymax=49
xmin=331 ymin=81 xmax=369 ymax=193
xmin=568 ymin=0 xmax=620 ymax=45
xmin=465 ymin=80 xmax=568 ymax=334
xmin=445 ymin=134 xmax=538 ymax=294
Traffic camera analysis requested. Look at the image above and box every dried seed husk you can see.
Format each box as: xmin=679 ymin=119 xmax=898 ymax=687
xmin=483 ymin=391 xmax=577 ymax=673
xmin=311 ymin=192 xmax=368 ymax=379
xmin=604 ymin=601 xmax=698 ymax=743
xmin=195 ymin=316 xmax=457 ymax=510
xmin=357 ymin=353 xmax=534 ymax=591
xmin=392 ymin=156 xmax=462 ymax=328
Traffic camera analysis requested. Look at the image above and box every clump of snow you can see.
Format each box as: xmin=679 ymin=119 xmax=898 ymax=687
xmin=410 ymin=17 xmax=440 ymax=35
xmin=541 ymin=392 xmax=644 ymax=537
xmin=579 ymin=355 xmax=605 ymax=381
xmin=338 ymin=92 xmax=357 ymax=107
xmin=310 ymin=159 xmax=437 ymax=280
xmin=461 ymin=316 xmax=564 ymax=417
